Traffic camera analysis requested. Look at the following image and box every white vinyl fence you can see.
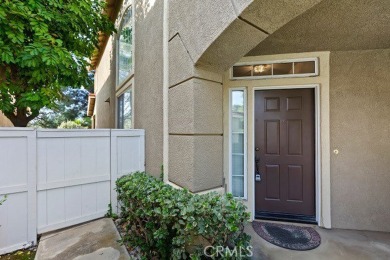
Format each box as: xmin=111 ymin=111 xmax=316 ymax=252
xmin=0 ymin=128 xmax=145 ymax=254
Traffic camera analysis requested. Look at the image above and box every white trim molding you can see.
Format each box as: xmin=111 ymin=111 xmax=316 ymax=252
xmin=228 ymin=87 xmax=248 ymax=199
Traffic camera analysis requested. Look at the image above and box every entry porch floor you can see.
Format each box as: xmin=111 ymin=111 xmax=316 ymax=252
xmin=247 ymin=220 xmax=390 ymax=259
xmin=34 ymin=218 xmax=390 ymax=259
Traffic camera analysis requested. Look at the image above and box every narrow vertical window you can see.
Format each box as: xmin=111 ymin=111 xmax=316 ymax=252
xmin=230 ymin=89 xmax=247 ymax=198
xmin=117 ymin=88 xmax=132 ymax=129
xmin=118 ymin=7 xmax=133 ymax=85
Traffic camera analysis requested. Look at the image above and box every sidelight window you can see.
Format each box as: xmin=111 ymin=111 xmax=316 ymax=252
xmin=229 ymin=88 xmax=247 ymax=198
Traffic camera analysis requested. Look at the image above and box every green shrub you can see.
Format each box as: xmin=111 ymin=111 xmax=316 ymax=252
xmin=116 ymin=172 xmax=251 ymax=259
xmin=0 ymin=195 xmax=6 ymax=206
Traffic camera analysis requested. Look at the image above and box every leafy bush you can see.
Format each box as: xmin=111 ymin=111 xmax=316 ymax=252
xmin=58 ymin=119 xmax=88 ymax=129
xmin=116 ymin=172 xmax=251 ymax=259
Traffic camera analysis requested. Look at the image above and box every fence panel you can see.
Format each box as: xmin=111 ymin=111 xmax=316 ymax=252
xmin=111 ymin=129 xmax=145 ymax=212
xmin=36 ymin=130 xmax=112 ymax=234
xmin=0 ymin=128 xmax=145 ymax=254
xmin=0 ymin=128 xmax=37 ymax=254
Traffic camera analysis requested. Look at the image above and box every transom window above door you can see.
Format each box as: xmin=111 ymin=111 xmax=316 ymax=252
xmin=231 ymin=58 xmax=318 ymax=80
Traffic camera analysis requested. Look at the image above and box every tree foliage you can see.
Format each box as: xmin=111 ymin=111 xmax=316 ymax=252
xmin=58 ymin=119 xmax=88 ymax=129
xmin=0 ymin=0 xmax=114 ymax=126
xmin=29 ymin=87 xmax=91 ymax=128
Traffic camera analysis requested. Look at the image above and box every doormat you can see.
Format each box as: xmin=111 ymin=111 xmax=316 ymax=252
xmin=252 ymin=221 xmax=321 ymax=251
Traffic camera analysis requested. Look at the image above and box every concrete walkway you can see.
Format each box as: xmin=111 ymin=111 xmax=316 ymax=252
xmin=34 ymin=218 xmax=390 ymax=259
xmin=247 ymin=221 xmax=390 ymax=260
xmin=35 ymin=218 xmax=129 ymax=260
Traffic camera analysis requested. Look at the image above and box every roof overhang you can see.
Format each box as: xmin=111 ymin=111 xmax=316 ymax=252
xmin=87 ymin=94 xmax=96 ymax=117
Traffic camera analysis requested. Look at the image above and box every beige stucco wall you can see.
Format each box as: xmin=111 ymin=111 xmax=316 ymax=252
xmin=93 ymin=1 xmax=164 ymax=176
xmin=248 ymin=0 xmax=390 ymax=56
xmin=329 ymin=49 xmax=390 ymax=232
xmin=93 ymin=0 xmax=323 ymax=189
xmin=94 ymin=36 xmax=116 ymax=128
xmin=91 ymin=0 xmax=390 ymax=232
xmin=133 ymin=0 xmax=164 ymax=177
xmin=166 ymin=0 xmax=322 ymax=193
xmin=0 ymin=112 xmax=13 ymax=127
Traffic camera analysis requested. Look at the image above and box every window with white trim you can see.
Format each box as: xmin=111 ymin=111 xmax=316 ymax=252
xmin=231 ymin=58 xmax=318 ymax=80
xmin=117 ymin=6 xmax=133 ymax=85
xmin=117 ymin=88 xmax=132 ymax=129
xmin=230 ymin=89 xmax=247 ymax=198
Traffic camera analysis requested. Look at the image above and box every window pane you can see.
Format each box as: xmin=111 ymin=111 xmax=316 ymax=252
xmin=253 ymin=64 xmax=272 ymax=76
xmin=273 ymin=62 xmax=293 ymax=75
xmin=123 ymin=89 xmax=132 ymax=128
xmin=118 ymin=8 xmax=133 ymax=84
xmin=232 ymin=133 xmax=244 ymax=154
xmin=231 ymin=90 xmax=245 ymax=198
xmin=232 ymin=154 xmax=244 ymax=176
xmin=231 ymin=91 xmax=244 ymax=111
xmin=232 ymin=176 xmax=244 ymax=197
xmin=294 ymin=61 xmax=315 ymax=74
xmin=117 ymin=88 xmax=132 ymax=129
xmin=233 ymin=65 xmax=252 ymax=77
xmin=232 ymin=116 xmax=244 ymax=133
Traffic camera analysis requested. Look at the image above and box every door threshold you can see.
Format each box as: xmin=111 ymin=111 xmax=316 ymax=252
xmin=255 ymin=211 xmax=317 ymax=225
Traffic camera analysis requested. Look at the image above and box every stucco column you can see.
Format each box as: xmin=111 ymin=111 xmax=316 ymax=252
xmin=167 ymin=34 xmax=224 ymax=192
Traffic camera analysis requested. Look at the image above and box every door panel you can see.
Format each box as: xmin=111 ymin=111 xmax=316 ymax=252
xmin=265 ymin=165 xmax=280 ymax=200
xmin=255 ymin=89 xmax=315 ymax=220
xmin=265 ymin=120 xmax=280 ymax=155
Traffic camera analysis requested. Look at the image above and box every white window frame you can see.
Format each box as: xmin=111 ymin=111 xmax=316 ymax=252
xmin=116 ymin=81 xmax=134 ymax=129
xmin=229 ymin=87 xmax=248 ymax=199
xmin=116 ymin=4 xmax=134 ymax=89
xmin=230 ymin=57 xmax=318 ymax=80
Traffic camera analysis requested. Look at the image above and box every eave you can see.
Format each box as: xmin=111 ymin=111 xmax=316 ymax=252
xmin=87 ymin=93 xmax=96 ymax=117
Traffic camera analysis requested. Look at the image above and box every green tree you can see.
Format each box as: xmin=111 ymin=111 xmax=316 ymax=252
xmin=0 ymin=0 xmax=114 ymax=126
xmin=29 ymin=87 xmax=91 ymax=128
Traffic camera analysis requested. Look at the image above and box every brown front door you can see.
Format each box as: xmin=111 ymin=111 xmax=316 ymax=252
xmin=255 ymin=89 xmax=315 ymax=222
